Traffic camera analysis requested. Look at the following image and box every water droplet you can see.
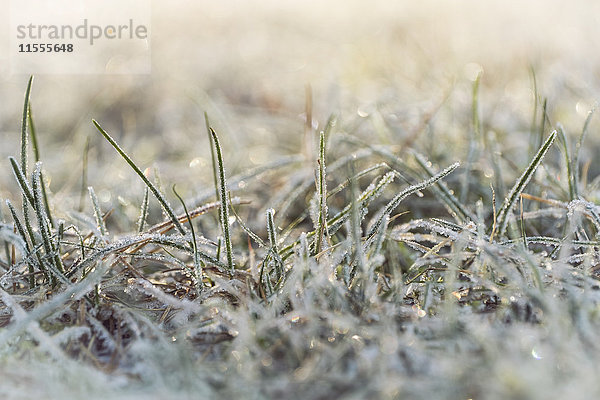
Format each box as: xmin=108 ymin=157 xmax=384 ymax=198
xmin=357 ymin=107 xmax=369 ymax=117
xmin=189 ymin=157 xmax=206 ymax=168
xmin=261 ymin=356 xmax=273 ymax=367
xmin=531 ymin=347 xmax=543 ymax=360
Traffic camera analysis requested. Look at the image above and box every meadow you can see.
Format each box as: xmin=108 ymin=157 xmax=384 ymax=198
xmin=2 ymin=1 xmax=600 ymax=399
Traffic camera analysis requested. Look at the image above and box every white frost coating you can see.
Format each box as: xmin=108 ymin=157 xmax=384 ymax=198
xmin=131 ymin=278 xmax=203 ymax=324
xmin=0 ymin=261 xmax=109 ymax=347
xmin=52 ymin=326 xmax=91 ymax=346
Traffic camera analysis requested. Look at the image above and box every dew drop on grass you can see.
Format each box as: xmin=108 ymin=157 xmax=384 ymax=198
xmin=357 ymin=107 xmax=369 ymax=117
xmin=261 ymin=356 xmax=273 ymax=367
xmin=189 ymin=157 xmax=205 ymax=168
xmin=98 ymin=189 xmax=111 ymax=203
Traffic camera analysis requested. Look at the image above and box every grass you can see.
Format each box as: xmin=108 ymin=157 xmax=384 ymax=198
xmin=2 ymin=72 xmax=600 ymax=400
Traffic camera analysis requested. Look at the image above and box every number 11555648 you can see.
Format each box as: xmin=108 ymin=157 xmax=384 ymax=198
xmin=18 ymin=43 xmax=74 ymax=53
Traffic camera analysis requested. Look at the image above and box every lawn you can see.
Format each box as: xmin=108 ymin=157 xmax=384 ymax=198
xmin=2 ymin=1 xmax=600 ymax=399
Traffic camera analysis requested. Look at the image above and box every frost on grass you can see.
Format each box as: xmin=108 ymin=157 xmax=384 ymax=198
xmin=3 ymin=78 xmax=600 ymax=400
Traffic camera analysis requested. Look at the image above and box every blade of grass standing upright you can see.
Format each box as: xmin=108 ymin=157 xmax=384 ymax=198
xmin=209 ymin=127 xmax=234 ymax=272
xmin=18 ymin=77 xmax=39 ymax=285
xmin=574 ymin=107 xmax=595 ymax=198
xmin=0 ymin=202 xmax=10 ymax=270
xmin=88 ymin=186 xmax=108 ymax=241
xmin=205 ymin=113 xmax=220 ymax=218
xmin=460 ymin=72 xmax=482 ymax=204
xmin=78 ymin=137 xmax=90 ymax=212
xmin=28 ymin=104 xmax=54 ymax=228
xmin=496 ymin=130 xmax=557 ymax=237
xmin=266 ymin=208 xmax=282 ymax=279
xmin=528 ymin=66 xmax=539 ymax=158
xmin=92 ymin=119 xmax=186 ymax=236
xmin=173 ymin=185 xmax=203 ymax=292
xmin=556 ymin=124 xmax=576 ymax=200
xmin=33 ymin=163 xmax=64 ymax=276
xmin=137 ymin=187 xmax=150 ymax=233
xmin=20 ymin=76 xmax=33 ymax=176
xmin=315 ymin=130 xmax=328 ymax=253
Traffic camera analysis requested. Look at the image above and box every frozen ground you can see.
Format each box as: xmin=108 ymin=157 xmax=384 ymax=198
xmin=2 ymin=1 xmax=600 ymax=399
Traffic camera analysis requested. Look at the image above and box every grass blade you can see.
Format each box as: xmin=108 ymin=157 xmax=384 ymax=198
xmin=9 ymin=157 xmax=35 ymax=208
xmin=92 ymin=119 xmax=186 ymax=236
xmin=460 ymin=72 xmax=482 ymax=204
xmin=20 ymin=76 xmax=33 ymax=176
xmin=78 ymin=137 xmax=90 ymax=212
xmin=6 ymin=200 xmax=35 ymax=287
xmin=496 ymin=130 xmax=557 ymax=237
xmin=33 ymin=163 xmax=64 ymax=276
xmin=574 ymin=106 xmax=595 ymax=197
xmin=556 ymin=124 xmax=576 ymax=200
xmin=315 ymin=130 xmax=328 ymax=253
xmin=367 ymin=162 xmax=460 ymax=238
xmin=209 ymin=127 xmax=234 ymax=272
xmin=205 ymin=113 xmax=221 ymax=216
xmin=137 ymin=187 xmax=150 ymax=233
xmin=173 ymin=185 xmax=203 ymax=292
xmin=413 ymin=152 xmax=475 ymax=223
xmin=28 ymin=103 xmax=54 ymax=228
xmin=88 ymin=186 xmax=108 ymax=241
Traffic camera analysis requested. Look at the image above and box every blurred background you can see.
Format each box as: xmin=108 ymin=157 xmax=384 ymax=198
xmin=1 ymin=0 xmax=600 ymax=219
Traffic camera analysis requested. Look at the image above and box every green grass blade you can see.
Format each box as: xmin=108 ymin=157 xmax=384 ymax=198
xmin=92 ymin=119 xmax=186 ymax=236
xmin=266 ymin=208 xmax=283 ymax=279
xmin=78 ymin=136 xmax=90 ymax=212
xmin=33 ymin=163 xmax=64 ymax=276
xmin=327 ymin=162 xmax=389 ymax=198
xmin=28 ymin=103 xmax=54 ymax=228
xmin=367 ymin=162 xmax=460 ymax=238
xmin=230 ymin=203 xmax=266 ymax=248
xmin=315 ymin=130 xmax=328 ymax=253
xmin=173 ymin=185 xmax=203 ymax=292
xmin=20 ymin=76 xmax=33 ymax=176
xmin=6 ymin=200 xmax=35 ymax=287
xmin=413 ymin=152 xmax=474 ymax=223
xmin=209 ymin=127 xmax=234 ymax=272
xmin=460 ymin=72 xmax=482 ymax=204
xmin=88 ymin=186 xmax=108 ymax=240
xmin=266 ymin=208 xmax=278 ymax=254
xmin=574 ymin=106 xmax=595 ymax=197
xmin=496 ymin=130 xmax=557 ymax=237
xmin=137 ymin=187 xmax=150 ymax=233
xmin=9 ymin=157 xmax=35 ymax=208
xmin=349 ymin=162 xmax=366 ymax=285
xmin=556 ymin=124 xmax=576 ymax=200
xmin=528 ymin=66 xmax=539 ymax=158
xmin=205 ymin=113 xmax=221 ymax=219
